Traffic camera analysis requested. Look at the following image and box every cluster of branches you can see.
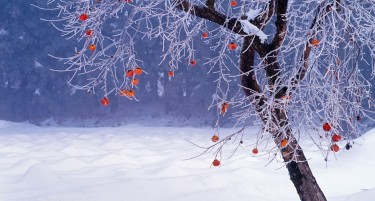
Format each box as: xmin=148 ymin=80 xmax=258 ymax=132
xmin=36 ymin=0 xmax=375 ymax=162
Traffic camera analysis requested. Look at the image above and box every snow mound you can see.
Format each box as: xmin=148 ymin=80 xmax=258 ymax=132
xmin=0 ymin=121 xmax=375 ymax=201
xmin=18 ymin=163 xmax=61 ymax=186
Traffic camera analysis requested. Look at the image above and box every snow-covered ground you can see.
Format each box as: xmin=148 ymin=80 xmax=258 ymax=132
xmin=0 ymin=120 xmax=375 ymax=201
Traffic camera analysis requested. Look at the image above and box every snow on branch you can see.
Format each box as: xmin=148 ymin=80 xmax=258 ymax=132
xmin=239 ymin=20 xmax=267 ymax=43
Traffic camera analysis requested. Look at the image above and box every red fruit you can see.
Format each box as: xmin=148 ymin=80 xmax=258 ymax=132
xmin=168 ymin=71 xmax=174 ymax=77
xmin=126 ymin=70 xmax=134 ymax=77
xmin=132 ymin=78 xmax=139 ymax=85
xmin=134 ymin=67 xmax=143 ymax=75
xmin=231 ymin=0 xmax=237 ymax=6
xmin=86 ymin=29 xmax=93 ymax=37
xmin=101 ymin=97 xmax=110 ymax=106
xmin=310 ymin=39 xmax=320 ymax=47
xmin=202 ymin=32 xmax=208 ymax=39
xmin=322 ymin=123 xmax=331 ymax=132
xmin=331 ymin=144 xmax=340 ymax=152
xmin=79 ymin=13 xmax=88 ymax=21
xmin=190 ymin=60 xmax=197 ymax=65
xmin=332 ymin=134 xmax=342 ymax=142
xmin=119 ymin=89 xmax=135 ymax=97
xmin=212 ymin=159 xmax=220 ymax=166
xmin=211 ymin=135 xmax=219 ymax=142
xmin=280 ymin=139 xmax=288 ymax=147
xmin=88 ymin=44 xmax=97 ymax=51
xmin=228 ymin=42 xmax=237 ymax=50
xmin=221 ymin=102 xmax=229 ymax=115
xmin=252 ymin=148 xmax=259 ymax=154
xmin=126 ymin=89 xmax=135 ymax=97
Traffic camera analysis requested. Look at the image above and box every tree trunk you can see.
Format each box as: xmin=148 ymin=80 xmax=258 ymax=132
xmin=280 ymin=113 xmax=327 ymax=201
xmin=240 ymin=37 xmax=327 ymax=201
xmin=286 ymin=152 xmax=327 ymax=201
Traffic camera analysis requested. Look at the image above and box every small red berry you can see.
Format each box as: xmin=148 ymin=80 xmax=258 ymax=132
xmin=88 ymin=44 xmax=97 ymax=51
xmin=132 ymin=78 xmax=139 ymax=85
xmin=331 ymin=144 xmax=340 ymax=152
xmin=86 ymin=29 xmax=93 ymax=37
xmin=332 ymin=134 xmax=342 ymax=142
xmin=280 ymin=139 xmax=288 ymax=147
xmin=79 ymin=13 xmax=89 ymax=21
xmin=322 ymin=123 xmax=331 ymax=132
xmin=252 ymin=148 xmax=259 ymax=154
xmin=101 ymin=97 xmax=110 ymax=106
xmin=134 ymin=67 xmax=143 ymax=75
xmin=212 ymin=159 xmax=220 ymax=166
xmin=211 ymin=135 xmax=219 ymax=142
xmin=231 ymin=0 xmax=237 ymax=7
xmin=126 ymin=70 xmax=134 ymax=77
xmin=202 ymin=32 xmax=209 ymax=39
xmin=228 ymin=42 xmax=237 ymax=50
xmin=168 ymin=71 xmax=174 ymax=77
xmin=190 ymin=60 xmax=197 ymax=65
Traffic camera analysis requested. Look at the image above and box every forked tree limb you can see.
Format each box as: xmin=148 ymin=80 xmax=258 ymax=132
xmin=175 ymin=0 xmax=270 ymax=52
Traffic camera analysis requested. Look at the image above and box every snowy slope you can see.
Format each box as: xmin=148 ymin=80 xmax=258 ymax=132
xmin=0 ymin=121 xmax=374 ymax=201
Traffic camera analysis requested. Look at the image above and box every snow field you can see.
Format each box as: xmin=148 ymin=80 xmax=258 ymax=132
xmin=0 ymin=121 xmax=375 ymax=201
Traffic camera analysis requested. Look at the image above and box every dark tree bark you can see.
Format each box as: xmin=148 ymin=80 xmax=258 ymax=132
xmin=241 ymin=36 xmax=327 ymax=201
xmin=177 ymin=1 xmax=327 ymax=200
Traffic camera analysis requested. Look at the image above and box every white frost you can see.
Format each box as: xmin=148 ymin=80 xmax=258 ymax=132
xmin=245 ymin=8 xmax=263 ymax=20
xmin=239 ymin=20 xmax=267 ymax=43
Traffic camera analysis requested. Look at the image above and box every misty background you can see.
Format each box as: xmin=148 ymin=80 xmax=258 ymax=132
xmin=0 ymin=1 xmax=241 ymax=127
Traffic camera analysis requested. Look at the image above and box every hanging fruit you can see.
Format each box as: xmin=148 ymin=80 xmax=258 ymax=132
xmin=132 ymin=78 xmax=139 ymax=85
xmin=126 ymin=89 xmax=135 ymax=97
xmin=119 ymin=89 xmax=135 ymax=97
xmin=86 ymin=29 xmax=93 ymax=37
xmin=88 ymin=44 xmax=97 ymax=51
xmin=331 ymin=144 xmax=340 ymax=152
xmin=134 ymin=67 xmax=143 ymax=75
xmin=332 ymin=134 xmax=342 ymax=142
xmin=221 ymin=102 xmax=229 ymax=115
xmin=212 ymin=159 xmax=221 ymax=166
xmin=211 ymin=135 xmax=219 ymax=142
xmin=228 ymin=42 xmax=237 ymax=50
xmin=252 ymin=148 xmax=259 ymax=154
xmin=322 ymin=123 xmax=331 ymax=132
xmin=190 ymin=59 xmax=197 ymax=65
xmin=310 ymin=39 xmax=319 ymax=47
xmin=168 ymin=71 xmax=174 ymax=77
xmin=101 ymin=97 xmax=110 ymax=106
xmin=231 ymin=0 xmax=237 ymax=6
xmin=280 ymin=139 xmax=288 ymax=147
xmin=79 ymin=13 xmax=89 ymax=21
xmin=119 ymin=90 xmax=127 ymax=96
xmin=126 ymin=70 xmax=134 ymax=77
xmin=202 ymin=32 xmax=209 ymax=39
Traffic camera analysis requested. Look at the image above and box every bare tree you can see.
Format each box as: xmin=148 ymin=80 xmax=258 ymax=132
xmin=36 ymin=0 xmax=375 ymax=200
